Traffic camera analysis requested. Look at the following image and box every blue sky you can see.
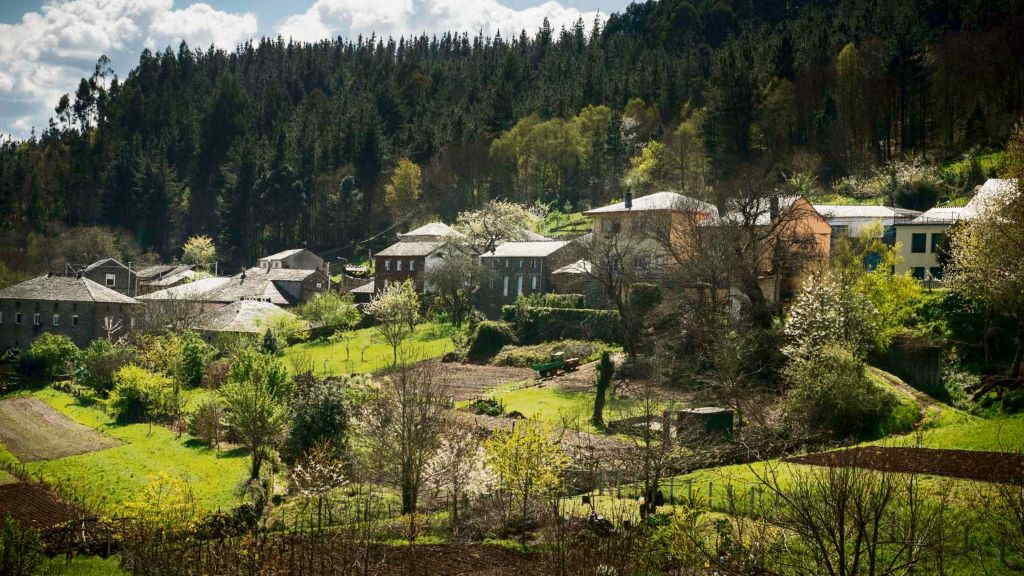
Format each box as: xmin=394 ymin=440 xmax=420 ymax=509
xmin=0 ymin=0 xmax=627 ymax=138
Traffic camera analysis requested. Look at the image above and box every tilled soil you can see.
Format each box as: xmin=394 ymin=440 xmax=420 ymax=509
xmin=0 ymin=397 xmax=120 ymax=461
xmin=0 ymin=482 xmax=82 ymax=529
xmin=433 ymin=361 xmax=535 ymax=401
xmin=786 ymin=446 xmax=1024 ymax=484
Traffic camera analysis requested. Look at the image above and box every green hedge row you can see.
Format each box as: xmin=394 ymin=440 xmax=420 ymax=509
xmin=502 ymin=305 xmax=622 ymax=344
xmin=515 ymin=293 xmax=586 ymax=309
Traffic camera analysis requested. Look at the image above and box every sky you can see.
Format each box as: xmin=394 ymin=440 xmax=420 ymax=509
xmin=0 ymin=0 xmax=628 ymax=139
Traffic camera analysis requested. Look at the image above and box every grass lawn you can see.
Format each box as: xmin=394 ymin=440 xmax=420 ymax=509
xmin=7 ymin=387 xmax=250 ymax=515
xmin=538 ymin=210 xmax=590 ymax=238
xmin=38 ymin=555 xmax=127 ymax=576
xmin=487 ymin=382 xmax=662 ymax=434
xmin=283 ymin=322 xmax=456 ymax=376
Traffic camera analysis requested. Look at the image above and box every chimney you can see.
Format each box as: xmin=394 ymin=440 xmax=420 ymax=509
xmin=625 ymin=192 xmax=633 ymax=210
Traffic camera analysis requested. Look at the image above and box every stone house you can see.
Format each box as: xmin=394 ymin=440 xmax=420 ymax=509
xmin=0 ymin=275 xmax=139 ymax=351
xmin=258 ymin=248 xmax=325 ymax=272
xmin=135 ymin=264 xmax=195 ymax=295
xmin=373 ymin=240 xmax=452 ymax=294
xmin=480 ymin=241 xmax=581 ymax=311
xmin=82 ymin=258 xmax=138 ymax=297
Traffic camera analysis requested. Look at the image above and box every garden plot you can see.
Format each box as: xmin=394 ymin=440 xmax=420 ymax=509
xmin=431 ymin=361 xmax=535 ymax=401
xmin=0 ymin=482 xmax=81 ymax=529
xmin=786 ymin=446 xmax=1024 ymax=484
xmin=0 ymin=397 xmax=120 ymax=461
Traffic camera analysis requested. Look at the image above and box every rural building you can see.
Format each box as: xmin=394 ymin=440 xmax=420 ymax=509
xmin=0 ymin=275 xmax=139 ymax=351
xmin=813 ymin=205 xmax=921 ymax=242
xmin=550 ymin=259 xmax=591 ymax=294
xmin=196 ymin=300 xmax=296 ymax=336
xmin=348 ymin=280 xmax=376 ymax=304
xmin=135 ymin=264 xmax=195 ymax=295
xmin=140 ymin=266 xmax=328 ymax=308
xmin=373 ymin=240 xmax=453 ymax=294
xmin=480 ymin=241 xmax=581 ymax=310
xmin=258 ymin=248 xmax=325 ymax=272
xmin=81 ymin=258 xmax=138 ymax=297
xmin=893 ymin=179 xmax=1016 ymax=281
xmin=398 ymin=222 xmax=461 ymax=242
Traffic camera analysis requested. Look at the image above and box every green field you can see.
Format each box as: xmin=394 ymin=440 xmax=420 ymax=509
xmin=485 ymin=381 xmax=664 ymax=434
xmin=2 ymin=388 xmax=250 ymax=515
xmin=39 ymin=555 xmax=127 ymax=576
xmin=283 ymin=322 xmax=456 ymax=376
xmin=538 ymin=210 xmax=590 ymax=238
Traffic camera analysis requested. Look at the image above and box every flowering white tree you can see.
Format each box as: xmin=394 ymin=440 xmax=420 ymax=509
xmin=366 ymin=279 xmax=420 ymax=365
xmin=784 ymin=270 xmax=879 ymax=359
xmin=423 ymin=423 xmax=495 ymax=536
xmin=291 ymin=441 xmax=347 ymax=526
xmin=454 ymin=200 xmax=540 ymax=256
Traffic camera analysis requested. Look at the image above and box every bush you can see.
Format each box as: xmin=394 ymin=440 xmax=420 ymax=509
xmin=467 ymin=321 xmax=518 ymax=362
xmin=516 ymin=293 xmax=585 ymax=309
xmin=229 ymin=348 xmax=291 ymax=399
xmin=0 ymin=515 xmax=43 ymax=576
xmin=491 ymin=340 xmax=614 ymax=367
xmin=785 ymin=344 xmax=897 ymax=439
xmin=286 ymin=373 xmax=350 ymax=463
xmin=136 ymin=332 xmax=184 ymax=377
xmin=188 ymin=396 xmax=226 ymax=448
xmin=502 ymin=306 xmax=623 ymax=345
xmin=78 ymin=339 xmax=136 ymax=395
xmin=179 ymin=331 xmax=216 ymax=388
xmin=109 ymin=365 xmax=177 ymax=424
xmin=469 ymin=397 xmax=504 ymax=416
xmin=19 ymin=333 xmax=80 ymax=379
xmin=202 ymin=358 xmax=231 ymax=389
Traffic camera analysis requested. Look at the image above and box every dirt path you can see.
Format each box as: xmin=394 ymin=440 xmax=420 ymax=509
xmin=0 ymin=397 xmax=120 ymax=461
xmin=787 ymin=446 xmax=1024 ymax=484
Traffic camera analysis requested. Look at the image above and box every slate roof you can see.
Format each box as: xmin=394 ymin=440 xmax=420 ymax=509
xmin=138 ymin=277 xmax=233 ymax=302
xmin=83 ymin=258 xmax=129 ymax=273
xmin=813 ymin=205 xmax=922 ymax=219
xmin=257 ymin=268 xmax=319 ymax=282
xmin=376 ymin=241 xmax=446 ymax=257
xmin=136 ymin=264 xmax=193 ymax=280
xmin=481 ymin=241 xmax=569 ymax=258
xmin=198 ymin=300 xmax=296 ymax=334
xmin=139 ymin=267 xmax=313 ymax=305
xmin=349 ymin=280 xmax=376 ymax=294
xmin=0 ymin=275 xmax=139 ymax=304
xmin=399 ymin=222 xmax=460 ymax=239
xmin=585 ymin=191 xmax=718 ymax=216
xmin=145 ymin=268 xmax=196 ymax=287
xmin=261 ymin=248 xmax=306 ymax=260
xmin=908 ymin=207 xmax=972 ymax=225
xmin=552 ymin=259 xmax=592 ymax=275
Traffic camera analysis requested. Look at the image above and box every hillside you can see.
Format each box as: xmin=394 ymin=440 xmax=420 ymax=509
xmin=1 ymin=0 xmax=1023 ymax=271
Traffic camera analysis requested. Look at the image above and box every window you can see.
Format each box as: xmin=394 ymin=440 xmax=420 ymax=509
xmin=105 ymin=273 xmax=116 ymax=287
xmin=33 ymin=312 xmax=40 ymax=326
xmin=912 ymin=267 xmax=926 ymax=280
xmin=16 ymin=312 xmax=23 ymax=324
xmin=72 ymin=315 xmax=79 ymax=327
xmin=396 ymin=260 xmax=403 ymax=272
xmin=931 ymin=233 xmax=946 ymax=253
xmin=911 ymin=233 xmax=926 ymax=253
xmin=531 ymin=276 xmax=538 ymax=290
xmin=52 ymin=314 xmax=60 ymax=327
xmin=929 ymin=266 xmax=944 ymax=281
xmin=409 ymin=260 xmax=415 ymax=272
xmin=516 ymin=275 xmax=523 ymax=296
xmin=384 ymin=260 xmax=391 ymax=272
xmin=503 ymin=276 xmax=509 ymax=297
xmin=315 ymin=282 xmax=322 ymax=289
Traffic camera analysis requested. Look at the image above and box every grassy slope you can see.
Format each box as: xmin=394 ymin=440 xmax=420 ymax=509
xmin=283 ymin=323 xmax=455 ymax=376
xmin=39 ymin=556 xmax=127 ymax=576
xmin=538 ymin=210 xmax=590 ymax=238
xmin=5 ymin=388 xmax=250 ymax=515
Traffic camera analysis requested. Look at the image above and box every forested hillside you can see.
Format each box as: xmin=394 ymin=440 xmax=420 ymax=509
xmin=1 ymin=0 xmax=1022 ymax=270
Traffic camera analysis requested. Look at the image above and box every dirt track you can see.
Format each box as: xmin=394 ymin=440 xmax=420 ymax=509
xmin=0 ymin=397 xmax=120 ymax=461
xmin=786 ymin=446 xmax=1024 ymax=484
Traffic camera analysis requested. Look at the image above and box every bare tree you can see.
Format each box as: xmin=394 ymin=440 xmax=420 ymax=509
xmin=423 ymin=252 xmax=489 ymax=327
xmin=359 ymin=360 xmax=450 ymax=525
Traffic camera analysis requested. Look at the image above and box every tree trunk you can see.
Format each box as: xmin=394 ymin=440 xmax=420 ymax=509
xmin=1011 ymin=317 xmax=1024 ymax=383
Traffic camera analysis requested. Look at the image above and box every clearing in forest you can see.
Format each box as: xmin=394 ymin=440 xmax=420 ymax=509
xmin=0 ymin=397 xmax=120 ymax=461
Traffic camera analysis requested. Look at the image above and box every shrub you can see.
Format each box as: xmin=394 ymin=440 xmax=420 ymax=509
xmin=19 ymin=333 xmax=80 ymax=379
xmin=502 ymin=306 xmax=623 ymax=345
xmin=78 ymin=339 xmax=136 ymax=394
xmin=467 ymin=321 xmax=518 ymax=362
xmin=286 ymin=373 xmax=350 ymax=463
xmin=202 ymin=358 xmax=231 ymax=389
xmin=469 ymin=397 xmax=504 ymax=417
xmin=491 ymin=340 xmax=614 ymax=367
xmin=136 ymin=332 xmax=184 ymax=377
xmin=0 ymin=515 xmax=43 ymax=576
xmin=262 ymin=312 xmax=310 ymax=345
xmin=188 ymin=396 xmax=226 ymax=449
xmin=784 ymin=271 xmax=879 ymax=358
xmin=516 ymin=293 xmax=585 ymax=309
xmin=229 ymin=348 xmax=291 ymax=399
xmin=785 ymin=344 xmax=897 ymax=439
xmin=179 ymin=331 xmax=216 ymax=388
xmin=109 ymin=365 xmax=176 ymax=424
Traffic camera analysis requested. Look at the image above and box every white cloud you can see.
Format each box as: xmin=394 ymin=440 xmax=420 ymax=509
xmin=277 ymin=0 xmax=599 ymax=43
xmin=147 ymin=3 xmax=257 ymax=52
xmin=0 ymin=0 xmax=255 ymax=138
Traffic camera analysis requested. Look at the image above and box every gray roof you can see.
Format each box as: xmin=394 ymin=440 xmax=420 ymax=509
xmin=376 ymin=241 xmax=446 ymax=257
xmin=261 ymin=248 xmax=307 ymax=261
xmin=813 ymin=205 xmax=922 ymax=219
xmin=399 ymin=222 xmax=460 ymax=240
xmin=138 ymin=277 xmax=233 ymax=302
xmin=139 ymin=268 xmax=313 ymax=306
xmin=83 ymin=257 xmax=129 ymax=273
xmin=257 ymin=267 xmax=319 ymax=282
xmin=145 ymin=268 xmax=196 ymax=287
xmin=482 ymin=241 xmax=569 ymax=258
xmin=552 ymin=259 xmax=591 ymax=275
xmin=585 ymin=191 xmax=718 ymax=216
xmin=198 ymin=300 xmax=297 ymax=334
xmin=0 ymin=275 xmax=139 ymax=304
xmin=136 ymin=264 xmax=190 ymax=280
xmin=909 ymin=207 xmax=972 ymax=225
xmin=349 ymin=280 xmax=376 ymax=294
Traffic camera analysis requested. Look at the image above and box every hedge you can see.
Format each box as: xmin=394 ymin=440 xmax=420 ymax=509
xmin=515 ymin=293 xmax=586 ymax=309
xmin=467 ymin=321 xmax=518 ymax=362
xmin=502 ymin=305 xmax=622 ymax=345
